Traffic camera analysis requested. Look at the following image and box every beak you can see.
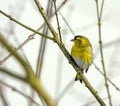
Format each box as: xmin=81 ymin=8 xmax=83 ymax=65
xmin=71 ymin=38 xmax=75 ymax=41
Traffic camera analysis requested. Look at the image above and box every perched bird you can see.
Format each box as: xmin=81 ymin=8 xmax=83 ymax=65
xmin=71 ymin=35 xmax=93 ymax=83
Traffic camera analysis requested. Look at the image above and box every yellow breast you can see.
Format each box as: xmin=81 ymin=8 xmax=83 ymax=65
xmin=71 ymin=44 xmax=93 ymax=69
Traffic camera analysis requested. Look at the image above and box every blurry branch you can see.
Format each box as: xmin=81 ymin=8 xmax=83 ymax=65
xmin=53 ymin=1 xmax=64 ymax=97
xmin=0 ymin=85 xmax=9 ymax=106
xmin=95 ymin=0 xmax=112 ymax=106
xmin=55 ymin=9 xmax=74 ymax=100
xmin=54 ymin=53 xmax=63 ymax=97
xmin=0 ymin=10 xmax=53 ymax=41
xmin=59 ymin=11 xmax=76 ymax=36
xmin=0 ymin=35 xmax=34 ymax=65
xmin=34 ymin=0 xmax=106 ymax=105
xmin=57 ymin=0 xmax=67 ymax=10
xmin=53 ymin=0 xmax=62 ymax=43
xmin=34 ymin=24 xmax=47 ymax=106
xmin=36 ymin=0 xmax=53 ymax=79
xmin=56 ymin=79 xmax=75 ymax=103
xmin=80 ymin=96 xmax=110 ymax=106
xmin=102 ymin=37 xmax=120 ymax=48
xmin=0 ymin=68 xmax=25 ymax=81
xmin=0 ymin=34 xmax=56 ymax=106
xmin=0 ymin=35 xmax=33 ymax=76
xmin=94 ymin=37 xmax=120 ymax=58
xmin=1 ymin=1 xmax=67 ymax=105
xmin=34 ymin=0 xmax=58 ymax=41
xmin=32 ymin=0 xmax=67 ymax=34
xmin=0 ymin=79 xmax=41 ymax=106
xmin=93 ymin=63 xmax=120 ymax=92
xmin=0 ymin=0 xmax=67 ymax=65
xmin=0 ymin=0 xmax=107 ymax=105
xmin=31 ymin=0 xmax=67 ymax=105
xmin=0 ymin=92 xmax=8 ymax=106
xmin=30 ymin=1 xmax=54 ymax=106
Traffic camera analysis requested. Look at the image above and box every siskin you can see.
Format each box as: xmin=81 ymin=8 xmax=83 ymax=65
xmin=71 ymin=35 xmax=93 ymax=83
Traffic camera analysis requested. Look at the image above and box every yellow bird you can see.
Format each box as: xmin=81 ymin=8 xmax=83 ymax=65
xmin=71 ymin=35 xmax=93 ymax=83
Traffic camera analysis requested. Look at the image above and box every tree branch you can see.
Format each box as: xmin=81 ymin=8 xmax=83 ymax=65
xmin=0 ymin=10 xmax=53 ymax=41
xmin=95 ymin=0 xmax=112 ymax=105
xmin=0 ymin=67 xmax=25 ymax=81
xmin=33 ymin=0 xmax=106 ymax=105
xmin=0 ymin=79 xmax=41 ymax=106
xmin=0 ymin=34 xmax=56 ymax=106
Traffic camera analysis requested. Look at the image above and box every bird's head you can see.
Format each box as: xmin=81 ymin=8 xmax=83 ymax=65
xmin=71 ymin=35 xmax=91 ymax=47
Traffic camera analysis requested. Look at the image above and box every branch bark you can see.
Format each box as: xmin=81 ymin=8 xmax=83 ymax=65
xmin=0 ymin=34 xmax=57 ymax=106
xmin=33 ymin=0 xmax=107 ymax=105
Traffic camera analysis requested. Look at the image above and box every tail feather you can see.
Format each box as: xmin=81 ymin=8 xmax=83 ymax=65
xmin=85 ymin=67 xmax=89 ymax=73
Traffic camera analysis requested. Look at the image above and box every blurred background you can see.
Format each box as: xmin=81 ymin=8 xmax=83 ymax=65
xmin=0 ymin=0 xmax=120 ymax=106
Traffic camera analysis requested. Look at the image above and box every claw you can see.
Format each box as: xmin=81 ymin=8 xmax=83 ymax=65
xmin=74 ymin=69 xmax=84 ymax=83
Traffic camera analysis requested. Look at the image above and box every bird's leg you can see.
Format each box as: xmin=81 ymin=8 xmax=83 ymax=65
xmin=81 ymin=69 xmax=84 ymax=73
xmin=74 ymin=69 xmax=84 ymax=83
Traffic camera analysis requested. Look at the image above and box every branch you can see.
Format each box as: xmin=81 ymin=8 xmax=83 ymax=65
xmin=32 ymin=1 xmax=54 ymax=105
xmin=0 ymin=10 xmax=53 ymax=41
xmin=34 ymin=0 xmax=106 ymax=105
xmin=53 ymin=0 xmax=62 ymax=43
xmin=0 ymin=0 xmax=67 ymax=65
xmin=0 ymin=84 xmax=8 ymax=106
xmin=0 ymin=79 xmax=41 ymax=106
xmin=0 ymin=34 xmax=33 ymax=76
xmin=57 ymin=43 xmax=106 ymax=106
xmin=93 ymin=63 xmax=120 ymax=92
xmin=95 ymin=0 xmax=112 ymax=106
xmin=56 ymin=79 xmax=75 ymax=103
xmin=59 ymin=11 xmax=76 ymax=36
xmin=34 ymin=0 xmax=59 ymax=42
xmin=0 ymin=67 xmax=25 ymax=81
xmin=0 ymin=35 xmax=34 ymax=65
xmin=0 ymin=34 xmax=56 ymax=106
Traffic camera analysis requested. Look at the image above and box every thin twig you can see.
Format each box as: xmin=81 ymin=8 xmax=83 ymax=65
xmin=30 ymin=1 xmax=54 ymax=106
xmin=0 ymin=10 xmax=53 ymax=41
xmin=0 ymin=35 xmax=34 ymax=65
xmin=95 ymin=0 xmax=112 ymax=106
xmin=0 ymin=0 xmax=67 ymax=65
xmin=53 ymin=0 xmax=62 ymax=43
xmin=94 ymin=37 xmax=120 ymax=58
xmin=34 ymin=0 xmax=59 ymax=43
xmin=56 ymin=79 xmax=75 ymax=103
xmin=0 ymin=79 xmax=41 ymax=106
xmin=0 ymin=85 xmax=9 ymax=106
xmin=0 ymin=35 xmax=33 ymax=76
xmin=0 ymin=34 xmax=57 ymax=106
xmin=99 ymin=0 xmax=104 ymax=19
xmin=0 ymin=91 xmax=8 ymax=106
xmin=36 ymin=0 xmax=53 ymax=78
xmin=93 ymin=62 xmax=120 ymax=92
xmin=59 ymin=11 xmax=76 ymax=36
xmin=54 ymin=8 xmax=74 ymax=99
xmin=34 ymin=0 xmax=106 ymax=105
xmin=80 ymin=96 xmax=110 ymax=106
xmin=0 ymin=67 xmax=26 ymax=81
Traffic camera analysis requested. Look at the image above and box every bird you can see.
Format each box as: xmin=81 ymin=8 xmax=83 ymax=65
xmin=71 ymin=35 xmax=93 ymax=83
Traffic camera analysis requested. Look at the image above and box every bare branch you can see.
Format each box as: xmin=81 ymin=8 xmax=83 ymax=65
xmin=0 ymin=34 xmax=57 ymax=106
xmin=33 ymin=0 xmax=106 ymax=105
xmin=0 ymin=10 xmax=53 ymax=41
xmin=95 ymin=0 xmax=112 ymax=105
xmin=0 ymin=79 xmax=41 ymax=106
